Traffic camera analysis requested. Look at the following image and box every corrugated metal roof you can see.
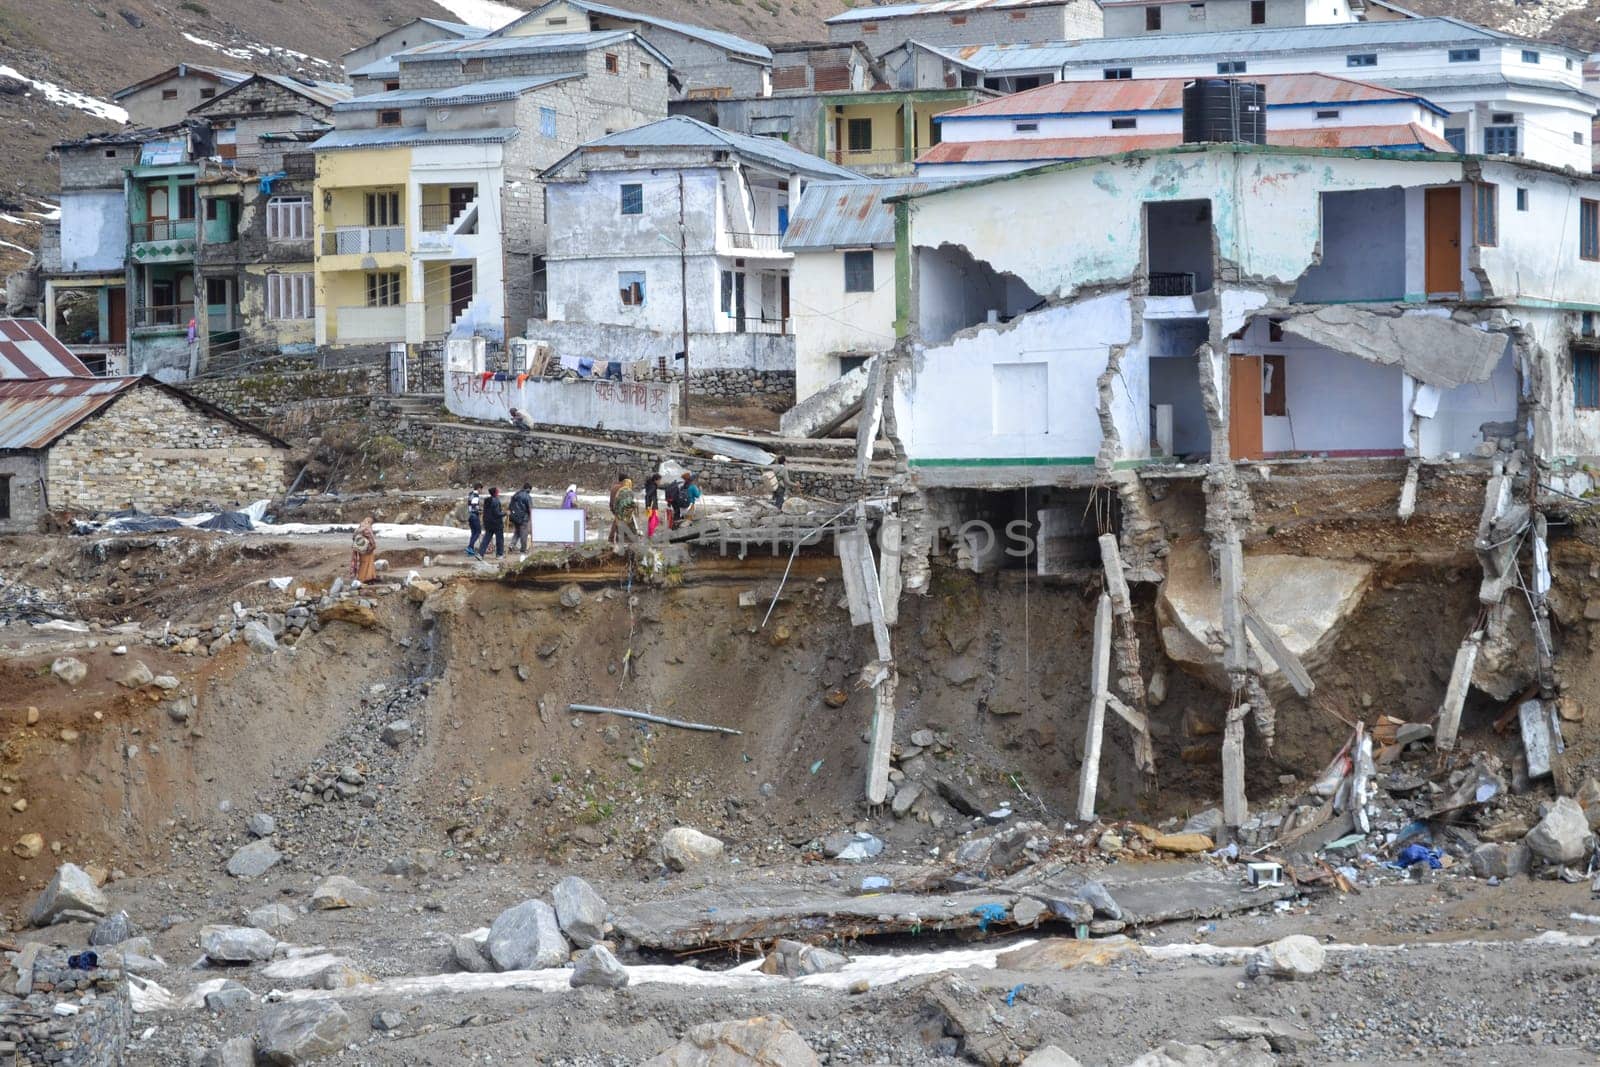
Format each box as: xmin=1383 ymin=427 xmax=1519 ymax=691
xmin=558 ymin=116 xmax=863 ymax=179
xmin=0 ymin=377 xmax=137 ymax=451
xmin=552 ymin=0 xmax=771 ymax=60
xmin=0 ymin=319 xmax=92 ymax=380
xmin=113 ymin=63 xmax=251 ymax=101
xmin=781 ymin=178 xmax=957 ymax=250
xmin=828 ymin=0 xmax=1069 ymax=25
xmin=939 ymin=72 xmax=1446 ymax=120
xmin=393 ymin=29 xmax=647 ymax=62
xmin=416 ymin=18 xmax=494 ymax=37
xmin=348 ymin=56 xmax=401 ymax=79
xmin=311 ymin=125 xmax=520 ymax=151
xmin=255 ymin=74 xmax=354 ymax=108
xmin=916 ymin=121 xmax=1452 ymax=164
xmin=948 ymin=17 xmax=1580 ymax=72
xmin=333 ymin=75 xmax=577 ymax=112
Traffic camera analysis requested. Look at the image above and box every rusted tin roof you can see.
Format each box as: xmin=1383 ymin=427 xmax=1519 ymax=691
xmin=782 ymin=178 xmax=957 ymax=251
xmin=0 ymin=319 xmax=92 ymax=380
xmin=0 ymin=376 xmax=138 ymax=451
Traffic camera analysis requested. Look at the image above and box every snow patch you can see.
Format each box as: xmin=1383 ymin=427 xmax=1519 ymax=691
xmin=430 ymin=0 xmax=525 ymax=30
xmin=0 ymin=65 xmax=127 ymax=123
xmin=181 ymin=32 xmax=336 ymax=71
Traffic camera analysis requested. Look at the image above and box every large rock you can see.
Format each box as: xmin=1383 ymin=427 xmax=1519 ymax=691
xmin=453 ymin=929 xmax=492 ymax=973
xmin=1021 ymin=1049 xmax=1084 ymax=1067
xmin=242 ymin=620 xmax=277 ymax=653
xmin=226 ymin=839 xmax=282 ymax=878
xmin=200 ymin=1037 xmax=256 ymax=1067
xmin=247 ymin=904 xmax=298 ymax=932
xmin=662 ymin=827 xmax=725 ymax=871
xmin=310 ymin=875 xmax=378 ymax=910
xmin=1525 ymin=797 xmax=1593 ymax=865
xmin=201 ymin=925 xmax=277 ymax=964
xmin=1158 ymin=542 xmax=1372 ymax=689
xmin=642 ymin=1016 xmax=821 ymax=1067
xmin=996 ymin=935 xmax=1140 ymax=971
xmin=1469 ymin=842 xmax=1531 ymax=880
xmin=117 ymin=660 xmax=154 ymax=688
xmin=570 ymin=944 xmax=629 ymax=989
xmin=257 ymin=1000 xmax=357 ymax=1065
xmin=485 ymin=900 xmax=568 ymax=971
xmin=552 ymin=875 xmax=608 ymax=947
xmin=28 ymin=863 xmax=109 ymax=926
xmin=51 ymin=657 xmax=87 ymax=685
xmin=760 ymin=939 xmax=850 ymax=978
xmin=1246 ymin=935 xmax=1325 ymax=980
xmin=89 ymin=910 xmax=136 ymax=946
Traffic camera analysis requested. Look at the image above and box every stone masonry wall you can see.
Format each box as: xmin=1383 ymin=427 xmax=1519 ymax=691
xmin=185 ymin=361 xmax=389 ymax=423
xmin=0 ymin=948 xmax=130 ymax=1066
xmin=46 ymin=384 xmax=290 ymax=515
xmin=0 ymin=454 xmax=47 ymax=534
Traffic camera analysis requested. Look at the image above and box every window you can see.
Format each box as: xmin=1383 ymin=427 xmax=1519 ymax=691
xmin=1145 ymin=5 xmax=1161 ymax=30
xmin=843 ymin=250 xmax=874 ymax=293
xmin=604 ymin=52 xmax=619 ymax=74
xmin=1189 ymin=2 xmax=1205 ymax=17
xmin=161 ymin=89 xmax=177 ymax=100
xmin=1492 ymin=112 xmax=1514 ymax=124
xmin=1315 ymin=109 xmax=1339 ymax=120
xmin=199 ymin=88 xmax=215 ymax=99
xmin=205 ymin=277 xmax=230 ymax=308
xmin=378 ymin=110 xmax=402 ymax=127
xmin=1578 ymin=131 xmax=1588 ymax=145
xmin=1448 ymin=48 xmax=1480 ymax=63
xmin=950 ymin=14 xmax=967 ymax=23
xmin=1522 ymin=49 xmax=1541 ymax=64
xmin=366 ymin=191 xmax=400 ymax=227
xmin=1582 ymin=199 xmax=1599 ymax=261
xmin=1111 ymin=117 xmax=1137 ymax=130
xmin=1516 ymin=187 xmax=1529 ymax=212
xmin=366 ymin=271 xmax=402 ymax=307
xmin=204 ymin=198 xmax=223 ymax=221
xmin=1475 ymin=182 xmax=1497 ymax=247
xmin=860 ymin=21 xmax=878 ymax=32
xmin=1103 ymin=67 xmax=1132 ymax=79
xmin=1217 ymin=60 xmax=1246 ymax=74
xmin=640 ymin=62 xmax=651 ymax=76
xmin=266 ymin=195 xmax=311 ymax=240
xmin=540 ymin=106 xmax=557 ymax=138
xmin=847 ymin=117 xmax=872 ymax=152
xmin=1263 ymin=354 xmax=1286 ymax=417
xmin=104 ymin=149 xmax=116 ymax=158
xmin=266 ymin=273 xmax=313 ymax=320
xmin=0 ymin=474 xmax=9 ymax=521
xmin=1008 ymin=9 xmax=1025 ymax=17
xmin=1444 ymin=127 xmax=1466 ymax=153
xmin=463 ymin=59 xmax=486 ymax=74
xmin=546 ymin=15 xmax=567 ymax=24
xmin=619 ymin=183 xmax=643 ymax=215
xmin=720 ymin=269 xmax=734 ymax=314
xmin=177 ymin=184 xmax=196 ymax=220
xmin=1578 ymin=351 xmax=1600 ymax=408
xmin=1568 ymin=57 xmax=1575 ymax=70
xmin=1014 ymin=121 xmax=1039 ymax=133
xmin=1347 ymin=53 xmax=1377 ymax=67
xmin=1483 ymin=124 xmax=1518 ymax=156
xmin=618 ymin=271 xmax=645 ymax=306
xmin=384 ymin=80 xmax=400 ymax=92
xmin=1250 ymin=0 xmax=1265 ymax=23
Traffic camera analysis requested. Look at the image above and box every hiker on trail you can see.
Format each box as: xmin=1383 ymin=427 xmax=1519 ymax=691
xmin=509 ymin=483 xmax=533 ymax=554
xmin=643 ymin=472 xmax=662 ymax=538
xmin=614 ymin=477 xmax=640 ymax=543
xmin=770 ymin=456 xmax=789 ymax=510
xmin=480 ymin=487 xmax=506 ymax=559
xmin=607 ymin=471 xmax=626 ymax=543
xmin=562 ymin=484 xmax=579 ymax=509
xmin=351 ymin=516 xmax=378 ymax=583
xmin=466 ymin=484 xmax=483 ymax=558
xmin=678 ymin=472 xmax=702 ymax=524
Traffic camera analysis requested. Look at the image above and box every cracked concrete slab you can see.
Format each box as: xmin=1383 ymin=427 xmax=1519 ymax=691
xmin=1279 ymin=306 xmax=1510 ymax=390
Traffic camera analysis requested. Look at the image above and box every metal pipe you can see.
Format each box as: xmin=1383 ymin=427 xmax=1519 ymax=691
xmin=568 ymin=703 xmax=741 ymax=736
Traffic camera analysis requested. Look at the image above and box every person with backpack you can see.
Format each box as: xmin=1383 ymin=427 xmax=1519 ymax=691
xmin=770 ymin=456 xmax=789 ymax=510
xmin=509 ymin=483 xmax=533 ymax=554
xmin=465 ymin=483 xmax=483 ymax=558
xmin=643 ymin=472 xmax=662 ymax=538
xmin=480 ymin=487 xmax=505 ymax=559
xmin=663 ymin=474 xmax=684 ymax=530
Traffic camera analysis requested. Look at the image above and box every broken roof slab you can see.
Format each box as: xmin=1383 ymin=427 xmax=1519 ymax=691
xmin=1276 ymin=305 xmax=1512 ymax=390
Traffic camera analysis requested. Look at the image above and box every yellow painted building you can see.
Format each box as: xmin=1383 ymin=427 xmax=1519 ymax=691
xmin=313 ymin=145 xmax=416 ymax=345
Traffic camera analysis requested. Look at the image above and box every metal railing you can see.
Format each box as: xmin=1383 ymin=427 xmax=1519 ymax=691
xmin=131 ymin=219 xmax=197 ymax=243
xmin=736 ymin=316 xmax=790 ymax=335
xmin=322 ymin=227 xmax=405 ymax=255
xmin=1149 ymin=271 xmax=1198 ymax=297
xmin=131 ymin=304 xmax=191 ymax=329
xmin=827 ymin=147 xmax=905 ymax=166
xmin=726 ymin=231 xmax=784 ymax=251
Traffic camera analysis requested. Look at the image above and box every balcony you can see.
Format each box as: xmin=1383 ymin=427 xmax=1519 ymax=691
xmin=131 ymin=304 xmax=190 ymax=330
xmin=1149 ymin=272 xmax=1198 ymax=297
xmin=736 ymin=316 xmax=790 ymax=336
xmin=322 ymin=227 xmax=405 ymax=255
xmin=131 ymin=219 xmax=197 ymax=243
xmin=726 ymin=231 xmax=784 ymax=251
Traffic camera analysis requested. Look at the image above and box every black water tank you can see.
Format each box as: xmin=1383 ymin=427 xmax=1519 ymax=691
xmin=1182 ymin=79 xmax=1266 ymax=145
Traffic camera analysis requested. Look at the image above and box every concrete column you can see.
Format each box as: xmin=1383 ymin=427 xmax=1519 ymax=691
xmin=901 ymin=100 xmax=916 ymax=162
xmin=1075 ymin=593 xmax=1113 ymax=823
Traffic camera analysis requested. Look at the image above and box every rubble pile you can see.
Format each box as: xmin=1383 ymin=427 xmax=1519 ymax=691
xmin=0 ymin=946 xmax=131 ymax=1066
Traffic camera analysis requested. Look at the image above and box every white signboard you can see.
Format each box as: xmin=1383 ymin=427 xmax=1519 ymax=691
xmin=531 ymin=507 xmax=585 ymax=545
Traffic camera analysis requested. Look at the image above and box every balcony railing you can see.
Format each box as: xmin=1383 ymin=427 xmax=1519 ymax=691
xmin=322 ymin=226 xmax=405 ymax=255
xmin=827 ymin=147 xmax=905 ymax=166
xmin=131 ymin=219 xmax=197 ymax=243
xmin=726 ymin=231 xmax=784 ymax=251
xmin=131 ymin=304 xmax=191 ymax=329
xmin=1149 ymin=271 xmax=1198 ymax=297
xmin=736 ymin=316 xmax=790 ymax=335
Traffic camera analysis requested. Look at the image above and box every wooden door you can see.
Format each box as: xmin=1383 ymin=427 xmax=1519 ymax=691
xmin=1425 ymin=187 xmax=1462 ymax=296
xmin=1229 ymin=355 xmax=1264 ymax=461
xmin=107 ymin=287 xmax=126 ymax=344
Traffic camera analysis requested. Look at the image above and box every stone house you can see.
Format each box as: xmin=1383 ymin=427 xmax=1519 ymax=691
xmin=112 ymin=64 xmax=250 ymax=129
xmin=342 ymin=17 xmax=491 ymax=93
xmin=823 ymin=0 xmax=1104 ymax=55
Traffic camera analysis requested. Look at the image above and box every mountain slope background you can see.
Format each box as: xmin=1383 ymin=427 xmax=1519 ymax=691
xmin=0 ymin=0 xmax=1595 ymax=284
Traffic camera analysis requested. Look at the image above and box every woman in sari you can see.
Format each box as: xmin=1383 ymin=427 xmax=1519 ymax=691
xmin=352 ymin=516 xmax=378 ymax=582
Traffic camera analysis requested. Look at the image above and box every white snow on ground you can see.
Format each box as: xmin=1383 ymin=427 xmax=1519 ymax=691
xmin=28 ymin=199 xmax=59 ymax=221
xmin=0 ymin=239 xmax=32 ymax=253
xmin=182 ymin=32 xmax=337 ymax=71
xmin=429 ymin=0 xmax=525 ymax=30
xmin=0 ymin=65 xmax=127 ymax=123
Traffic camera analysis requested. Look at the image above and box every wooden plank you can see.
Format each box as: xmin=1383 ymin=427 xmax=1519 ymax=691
xmin=1242 ymin=610 xmax=1314 ymax=698
xmin=865 ymin=670 xmax=898 ymax=805
xmin=1435 ymin=635 xmax=1478 ymax=752
xmin=1075 ymin=594 xmax=1113 ymax=822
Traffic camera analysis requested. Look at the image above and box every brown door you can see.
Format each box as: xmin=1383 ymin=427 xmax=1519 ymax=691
xmin=449 ymin=264 xmax=474 ymax=320
xmin=1229 ymin=355 xmax=1264 ymax=461
xmin=107 ymin=287 xmax=126 ymax=344
xmin=1425 ymin=186 xmax=1462 ymax=296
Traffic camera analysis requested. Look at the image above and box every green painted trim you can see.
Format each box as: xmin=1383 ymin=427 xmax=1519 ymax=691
xmin=816 ymin=106 xmax=828 ymax=163
xmin=822 ymin=89 xmax=983 ymax=106
xmin=901 ymin=104 xmax=916 ymax=163
xmin=908 ymin=456 xmax=1154 ymax=469
xmin=1505 ymin=297 xmax=1600 ymax=313
xmin=893 ymin=200 xmax=911 ymax=340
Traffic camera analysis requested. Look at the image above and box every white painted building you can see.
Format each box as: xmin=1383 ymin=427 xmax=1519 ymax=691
xmin=888 ymin=142 xmax=1600 ymax=488
xmin=1102 ymin=0 xmax=1355 ymax=38
xmin=898 ymin=18 xmax=1598 ymax=170
xmin=918 ymin=72 xmax=1453 ymax=177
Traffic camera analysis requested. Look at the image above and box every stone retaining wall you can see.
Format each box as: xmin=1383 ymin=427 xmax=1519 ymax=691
xmin=0 ymin=949 xmax=130 ymax=1066
xmin=184 ymin=360 xmax=388 ymax=423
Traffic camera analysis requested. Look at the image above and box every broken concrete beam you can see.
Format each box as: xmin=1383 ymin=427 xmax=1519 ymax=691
xmin=1397 ymin=460 xmax=1420 ymax=523
xmin=1222 ymin=704 xmax=1248 ymax=829
xmin=1435 ymin=635 xmax=1479 ymax=753
xmin=865 ymin=670 xmax=898 ymax=806
xmin=837 ymin=529 xmax=873 ymax=628
xmin=854 ymin=354 xmax=887 ymax=480
xmin=1242 ymin=610 xmax=1314 ymax=699
xmin=778 ymin=357 xmax=872 ymax=438
xmin=1098 ymin=533 xmax=1131 ymax=615
xmin=1518 ymin=698 xmax=1556 ymax=780
xmin=878 ymin=514 xmax=903 ymax=628
xmin=1075 ymin=594 xmax=1113 ymax=823
xmin=689 ymin=435 xmax=775 ymax=466
xmin=1279 ymin=305 xmax=1511 ymax=391
xmin=1219 ymin=531 xmax=1248 ymax=674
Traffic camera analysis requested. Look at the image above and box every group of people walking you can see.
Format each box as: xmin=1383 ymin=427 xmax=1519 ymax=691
xmin=465 ymin=482 xmax=552 ymax=559
xmin=606 ymin=469 xmax=702 ymax=544
xmin=462 ymin=466 xmax=716 ymax=558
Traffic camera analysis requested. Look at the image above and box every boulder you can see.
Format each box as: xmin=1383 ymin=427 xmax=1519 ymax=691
xmin=1152 ymin=833 xmax=1214 ymax=854
xmin=1213 ymin=1015 xmax=1319 ymax=1052
xmin=51 ymin=657 xmax=87 ymax=685
xmin=205 ymin=981 xmax=254 ymax=1012
xmin=380 ymin=720 xmax=413 ymax=747
xmin=89 ymin=910 xmax=136 ymax=946
xmin=1526 ymin=797 xmax=1593 ymax=865
xmin=760 ymin=939 xmax=850 ymax=978
xmin=247 ymin=813 xmax=276 ymax=838
xmin=315 ymin=962 xmax=376 ymax=990
xmin=552 ymin=875 xmax=608 ymax=947
xmin=453 ymin=929 xmax=492 ymax=973
xmin=118 ymin=660 xmax=154 ymax=688
xmin=28 ymin=863 xmax=109 ymax=926
xmin=201 ymin=925 xmax=277 ymax=964
xmin=821 ymin=831 xmax=884 ymax=862
xmin=372 ymin=1010 xmax=405 ymax=1032
xmin=662 ymin=827 xmax=725 ymax=871
xmin=1179 ymin=808 xmax=1224 ymax=838
xmin=485 ymin=900 xmax=568 ymax=971
xmin=1021 ymin=1049 xmax=1085 ymax=1067
xmin=1246 ymin=935 xmax=1325 ymax=980
xmin=246 ymin=904 xmax=298 ymax=931
xmin=641 ymin=1016 xmax=821 ymax=1067
xmin=257 ymin=1000 xmax=357 ymax=1065
xmin=242 ymin=621 xmax=278 ymax=653
xmin=310 ymin=875 xmax=378 ymax=910
xmin=226 ymin=839 xmax=282 ymax=879
xmin=384 ymin=850 xmax=438 ymax=878
xmin=1577 ymin=777 xmax=1600 ymax=831
xmin=1469 ymin=842 xmax=1531 ymax=880
xmin=996 ymin=936 xmax=1140 ymax=971
xmin=12 ymin=833 xmax=43 ymax=859
xmin=200 ymin=1037 xmax=256 ymax=1067
xmin=570 ymin=943 xmax=629 ymax=989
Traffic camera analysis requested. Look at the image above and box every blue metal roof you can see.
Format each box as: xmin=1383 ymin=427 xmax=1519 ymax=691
xmin=333 ymin=75 xmax=578 ymax=112
xmin=552 ymin=116 xmax=862 ymax=179
xmin=782 ymin=178 xmax=958 ymax=251
xmin=416 ymin=18 xmax=493 ymax=37
xmin=390 ymin=28 xmax=665 ymax=64
xmin=828 ymin=0 xmax=1067 ymax=24
xmin=310 ymin=126 xmax=520 ymax=151
xmin=502 ymin=0 xmax=771 ymax=60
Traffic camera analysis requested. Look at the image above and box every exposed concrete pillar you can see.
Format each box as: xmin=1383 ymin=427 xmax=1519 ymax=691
xmin=1435 ymin=634 xmax=1479 ymax=753
xmin=1075 ymin=593 xmax=1113 ymax=823
xmin=878 ymin=513 xmax=902 ymax=627
xmin=865 ymin=670 xmax=898 ymax=806
xmin=1222 ymin=702 xmax=1248 ymax=828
